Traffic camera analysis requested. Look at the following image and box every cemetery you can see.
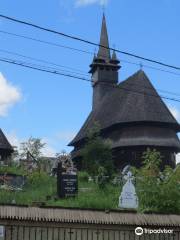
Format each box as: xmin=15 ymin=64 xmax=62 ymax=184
xmin=0 ymin=10 xmax=180 ymax=240
xmin=0 ymin=156 xmax=180 ymax=239
xmin=0 ymin=12 xmax=179 ymax=215
xmin=0 ymin=149 xmax=179 ymax=214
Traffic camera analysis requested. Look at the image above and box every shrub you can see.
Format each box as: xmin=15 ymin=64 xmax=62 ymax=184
xmin=0 ymin=165 xmax=26 ymax=175
xmin=81 ymin=124 xmax=114 ymax=178
xmin=97 ymin=166 xmax=108 ymax=189
xmin=27 ymin=171 xmax=50 ymax=186
xmin=136 ymin=149 xmax=180 ymax=213
xmin=78 ymin=171 xmax=89 ymax=182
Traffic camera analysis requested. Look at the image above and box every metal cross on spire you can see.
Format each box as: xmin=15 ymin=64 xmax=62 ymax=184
xmin=140 ymin=62 xmax=143 ymax=70
xmin=101 ymin=1 xmax=106 ymax=14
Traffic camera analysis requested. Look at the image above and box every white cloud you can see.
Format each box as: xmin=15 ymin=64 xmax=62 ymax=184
xmin=0 ymin=73 xmax=21 ymax=116
xmin=75 ymin=0 xmax=108 ymax=7
xmin=7 ymin=131 xmax=21 ymax=148
xmin=7 ymin=132 xmax=57 ymax=157
xmin=41 ymin=144 xmax=56 ymax=157
xmin=7 ymin=129 xmax=76 ymax=158
xmin=41 ymin=138 xmax=57 ymax=157
xmin=168 ymin=105 xmax=180 ymax=122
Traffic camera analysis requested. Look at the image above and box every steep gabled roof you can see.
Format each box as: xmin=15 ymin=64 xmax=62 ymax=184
xmin=0 ymin=129 xmax=13 ymax=151
xmin=69 ymin=70 xmax=179 ymax=145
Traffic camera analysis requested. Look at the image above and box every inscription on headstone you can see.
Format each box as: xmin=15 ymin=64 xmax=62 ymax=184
xmin=57 ymin=162 xmax=78 ymax=198
xmin=119 ymin=171 xmax=138 ymax=209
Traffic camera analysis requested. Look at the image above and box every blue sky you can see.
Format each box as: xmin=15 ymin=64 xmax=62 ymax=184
xmin=0 ymin=0 xmax=180 ymax=159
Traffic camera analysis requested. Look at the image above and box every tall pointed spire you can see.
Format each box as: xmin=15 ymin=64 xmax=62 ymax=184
xmin=97 ymin=14 xmax=111 ymax=61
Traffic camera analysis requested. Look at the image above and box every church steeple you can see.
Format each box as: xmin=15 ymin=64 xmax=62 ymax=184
xmin=90 ymin=15 xmax=121 ymax=110
xmin=97 ymin=13 xmax=111 ymax=61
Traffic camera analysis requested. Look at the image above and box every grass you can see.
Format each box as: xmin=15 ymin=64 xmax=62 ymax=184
xmin=0 ymin=175 xmax=56 ymax=205
xmin=0 ymin=170 xmax=179 ymax=213
xmin=48 ymin=181 xmax=120 ymax=209
xmin=0 ymin=171 xmax=121 ymax=210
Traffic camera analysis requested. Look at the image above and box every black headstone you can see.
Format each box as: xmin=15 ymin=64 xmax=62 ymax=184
xmin=57 ymin=162 xmax=78 ymax=198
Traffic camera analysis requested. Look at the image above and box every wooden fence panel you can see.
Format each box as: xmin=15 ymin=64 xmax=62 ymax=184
xmin=0 ymin=224 xmax=179 ymax=240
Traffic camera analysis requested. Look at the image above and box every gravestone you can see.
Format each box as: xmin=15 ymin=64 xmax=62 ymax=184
xmin=0 ymin=226 xmax=4 ymax=238
xmin=57 ymin=162 xmax=78 ymax=198
xmin=119 ymin=171 xmax=138 ymax=209
xmin=0 ymin=173 xmax=26 ymax=190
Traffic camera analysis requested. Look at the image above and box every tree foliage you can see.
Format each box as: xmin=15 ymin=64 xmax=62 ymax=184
xmin=136 ymin=148 xmax=180 ymax=213
xmin=81 ymin=123 xmax=114 ymax=180
xmin=20 ymin=137 xmax=46 ymax=159
xmin=141 ymin=148 xmax=162 ymax=176
xmin=20 ymin=137 xmax=46 ymax=172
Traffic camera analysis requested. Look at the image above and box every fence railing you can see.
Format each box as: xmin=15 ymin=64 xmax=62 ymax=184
xmin=1 ymin=225 xmax=179 ymax=240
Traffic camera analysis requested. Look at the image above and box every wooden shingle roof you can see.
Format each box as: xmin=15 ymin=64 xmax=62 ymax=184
xmin=69 ymin=70 xmax=180 ymax=145
xmin=0 ymin=206 xmax=179 ymax=226
xmin=0 ymin=129 xmax=13 ymax=151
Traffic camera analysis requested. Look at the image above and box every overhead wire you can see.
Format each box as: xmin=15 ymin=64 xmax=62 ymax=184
xmin=1 ymin=16 xmax=180 ymax=98
xmin=1 ymin=56 xmax=180 ymax=105
xmin=0 ymin=57 xmax=91 ymax=82
xmin=1 ymin=14 xmax=180 ymax=71
xmin=0 ymin=49 xmax=89 ymax=77
xmin=0 ymin=30 xmax=92 ymax=56
xmin=1 ymin=29 xmax=180 ymax=78
xmin=1 ymin=47 xmax=180 ymax=98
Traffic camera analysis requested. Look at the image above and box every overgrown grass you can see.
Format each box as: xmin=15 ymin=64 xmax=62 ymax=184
xmin=0 ymin=172 xmax=56 ymax=205
xmin=0 ymin=165 xmax=26 ymax=175
xmin=0 ymin=170 xmax=121 ymax=209
xmin=48 ymin=181 xmax=120 ymax=209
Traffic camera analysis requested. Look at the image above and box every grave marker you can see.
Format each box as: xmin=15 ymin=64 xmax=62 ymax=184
xmin=119 ymin=171 xmax=138 ymax=209
xmin=57 ymin=162 xmax=78 ymax=198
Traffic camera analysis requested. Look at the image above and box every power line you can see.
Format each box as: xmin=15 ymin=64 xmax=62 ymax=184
xmin=1 ymin=56 xmax=180 ymax=104
xmin=1 ymin=29 xmax=180 ymax=78
xmin=1 ymin=47 xmax=180 ymax=97
xmin=121 ymin=59 xmax=180 ymax=78
xmin=0 ymin=30 xmax=92 ymax=56
xmin=0 ymin=49 xmax=90 ymax=77
xmin=0 ymin=58 xmax=91 ymax=82
xmin=0 ymin=56 xmax=89 ymax=80
xmin=1 ymin=14 xmax=180 ymax=71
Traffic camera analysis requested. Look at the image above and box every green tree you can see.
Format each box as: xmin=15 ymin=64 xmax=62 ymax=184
xmin=20 ymin=137 xmax=46 ymax=172
xmin=156 ymin=165 xmax=180 ymax=213
xmin=20 ymin=137 xmax=45 ymax=159
xmin=81 ymin=123 xmax=114 ymax=179
xmin=141 ymin=148 xmax=162 ymax=176
xmin=136 ymin=149 xmax=180 ymax=213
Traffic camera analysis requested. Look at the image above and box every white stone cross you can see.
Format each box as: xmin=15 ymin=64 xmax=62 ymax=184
xmin=119 ymin=171 xmax=138 ymax=209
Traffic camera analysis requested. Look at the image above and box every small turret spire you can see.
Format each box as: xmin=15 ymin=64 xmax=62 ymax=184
xmin=97 ymin=14 xmax=111 ymax=61
xmin=110 ymin=49 xmax=120 ymax=65
xmin=112 ymin=49 xmax=117 ymax=60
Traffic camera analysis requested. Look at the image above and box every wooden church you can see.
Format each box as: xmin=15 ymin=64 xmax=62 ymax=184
xmin=0 ymin=129 xmax=13 ymax=164
xmin=69 ymin=15 xmax=180 ymax=170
